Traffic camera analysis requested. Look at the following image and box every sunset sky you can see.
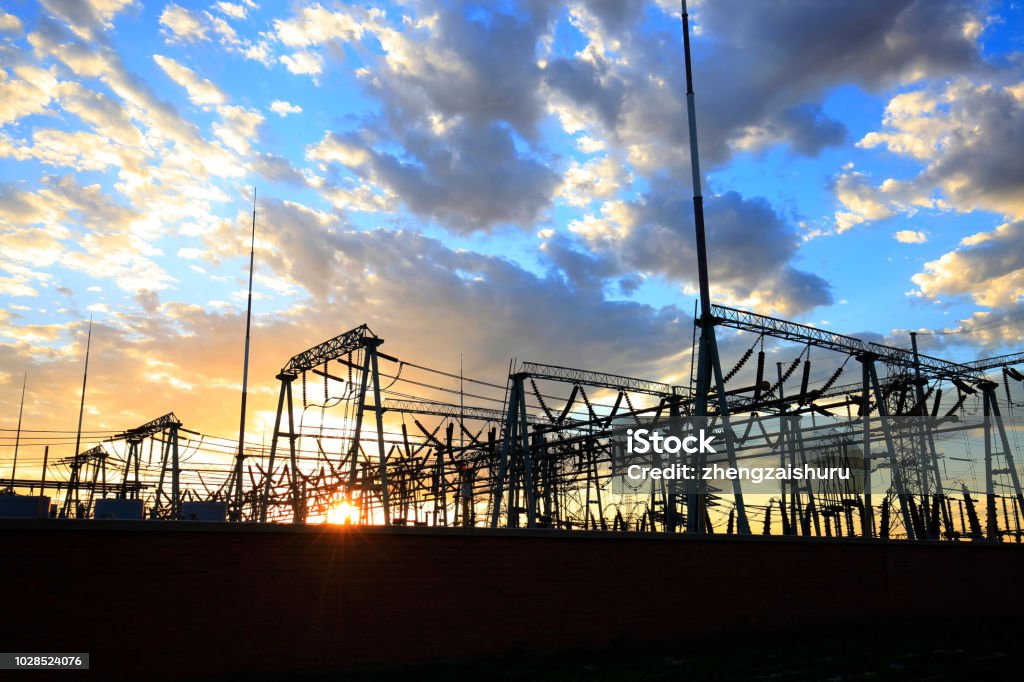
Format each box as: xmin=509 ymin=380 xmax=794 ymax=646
xmin=2 ymin=0 xmax=1023 ymax=474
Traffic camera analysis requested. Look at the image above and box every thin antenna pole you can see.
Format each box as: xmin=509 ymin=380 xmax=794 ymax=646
xmin=233 ymin=188 xmax=257 ymax=522
xmin=681 ymin=0 xmax=711 ymax=329
xmin=72 ymin=317 xmax=93 ymax=461
xmin=9 ymin=372 xmax=26 ymax=491
xmin=65 ymin=316 xmax=92 ymax=518
xmin=460 ymin=353 xmax=465 ymax=449
xmin=681 ymin=1 xmax=717 ymax=533
xmin=39 ymin=445 xmax=49 ymax=516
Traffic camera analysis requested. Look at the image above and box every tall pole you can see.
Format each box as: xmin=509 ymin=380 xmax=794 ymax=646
xmin=681 ymin=1 xmax=711 ymax=329
xmin=9 ymin=372 xmax=26 ymax=491
xmin=233 ymin=188 xmax=257 ymax=522
xmin=72 ymin=317 xmax=92 ymax=466
xmin=64 ymin=316 xmax=92 ymax=518
xmin=682 ymin=0 xmax=714 ymax=533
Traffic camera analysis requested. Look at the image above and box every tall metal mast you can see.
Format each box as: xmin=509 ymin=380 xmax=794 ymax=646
xmin=64 ymin=316 xmax=92 ymax=518
xmin=72 ymin=317 xmax=92 ymax=462
xmin=681 ymin=0 xmax=750 ymax=534
xmin=681 ymin=0 xmax=711 ymax=332
xmin=232 ymin=188 xmax=257 ymax=522
xmin=8 ymin=372 xmax=26 ymax=491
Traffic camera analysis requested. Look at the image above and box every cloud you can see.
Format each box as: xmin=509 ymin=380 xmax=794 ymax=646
xmin=153 ymin=54 xmax=226 ymax=106
xmin=557 ymin=155 xmax=630 ymax=207
xmin=356 ymin=2 xmax=555 ymax=138
xmin=926 ymin=304 xmax=1024 ymax=351
xmin=280 ymin=50 xmax=323 ymax=77
xmin=194 ymin=199 xmax=695 ymax=377
xmin=859 ymin=75 xmax=1024 ymax=220
xmin=278 ymin=0 xmax=562 ymax=234
xmin=214 ymin=2 xmax=247 ymax=20
xmin=912 ymin=219 xmax=1024 ymax=308
xmin=159 ymin=3 xmax=208 ymax=43
xmin=545 ymin=0 xmax=983 ymax=176
xmin=0 ymin=65 xmax=60 ymax=125
xmin=894 ymin=230 xmax=927 ymax=244
xmin=562 ymin=187 xmax=832 ymax=315
xmin=251 ymin=153 xmax=308 ymax=186
xmin=269 ymin=100 xmax=302 ymax=116
xmin=212 ymin=105 xmax=264 ymax=155
xmin=0 ymin=173 xmax=185 ymax=297
xmin=833 ymin=172 xmax=897 ymax=232
xmin=309 ymin=122 xmax=560 ymax=233
xmin=0 ymin=11 xmax=23 ymax=34
xmin=273 ymin=3 xmax=369 ymax=48
xmin=39 ymin=0 xmax=135 ymax=41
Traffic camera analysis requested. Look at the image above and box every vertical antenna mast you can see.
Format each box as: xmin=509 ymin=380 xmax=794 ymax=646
xmin=8 ymin=372 xmax=26 ymax=491
xmin=64 ymin=316 xmax=92 ymax=517
xmin=680 ymin=1 xmax=750 ymax=534
xmin=681 ymin=0 xmax=711 ymax=335
xmin=233 ymin=188 xmax=257 ymax=522
xmin=681 ymin=1 xmax=711 ymax=534
xmin=72 ymin=316 xmax=93 ymax=462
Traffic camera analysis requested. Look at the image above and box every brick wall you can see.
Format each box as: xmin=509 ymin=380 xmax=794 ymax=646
xmin=2 ymin=521 xmax=1020 ymax=680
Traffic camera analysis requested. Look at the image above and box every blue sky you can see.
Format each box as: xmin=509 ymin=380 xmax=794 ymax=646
xmin=1 ymin=0 xmax=1023 ymax=441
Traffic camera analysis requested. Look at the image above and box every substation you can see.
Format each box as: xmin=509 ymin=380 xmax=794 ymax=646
xmin=3 ymin=3 xmax=1024 ymax=678
xmin=4 ymin=304 xmax=1024 ymax=545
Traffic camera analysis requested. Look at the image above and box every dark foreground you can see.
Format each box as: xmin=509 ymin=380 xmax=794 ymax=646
xmin=3 ymin=520 xmax=1023 ymax=681
xmin=240 ymin=622 xmax=1024 ymax=682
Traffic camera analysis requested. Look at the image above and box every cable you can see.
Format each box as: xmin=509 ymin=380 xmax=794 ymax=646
xmin=916 ymin=308 xmax=1024 ymax=336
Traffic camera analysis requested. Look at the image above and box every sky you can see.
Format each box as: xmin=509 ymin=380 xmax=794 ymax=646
xmin=1 ymin=0 xmax=1023 ymax=472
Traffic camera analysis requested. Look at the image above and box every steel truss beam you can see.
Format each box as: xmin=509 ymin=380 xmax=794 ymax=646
xmin=519 ymin=361 xmax=688 ymax=397
xmin=59 ymin=444 xmax=108 ymax=464
xmin=278 ymin=324 xmax=377 ymax=378
xmin=382 ymin=398 xmax=546 ymax=425
xmin=108 ymin=412 xmax=182 ymax=443
xmin=963 ymin=352 xmax=1024 ymax=373
xmin=710 ymin=304 xmax=981 ymax=380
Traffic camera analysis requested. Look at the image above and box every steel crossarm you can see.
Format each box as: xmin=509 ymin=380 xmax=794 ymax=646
xmin=279 ymin=324 xmax=377 ymax=378
xmin=709 ymin=304 xmax=979 ymax=380
xmin=520 ymin=361 xmax=688 ymax=397
xmin=108 ymin=412 xmax=182 ymax=442
xmin=382 ymin=398 xmax=546 ymax=425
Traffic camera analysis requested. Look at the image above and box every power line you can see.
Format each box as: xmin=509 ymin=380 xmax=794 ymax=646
xmin=917 ymin=309 xmax=1024 ymax=336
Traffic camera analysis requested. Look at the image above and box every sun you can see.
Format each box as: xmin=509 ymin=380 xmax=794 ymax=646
xmin=326 ymin=500 xmax=357 ymax=525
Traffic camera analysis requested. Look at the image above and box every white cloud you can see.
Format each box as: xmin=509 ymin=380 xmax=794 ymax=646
xmin=912 ymin=220 xmax=1024 ymax=308
xmin=205 ymin=12 xmax=239 ymax=46
xmin=557 ymin=156 xmax=628 ymax=207
xmin=307 ymin=133 xmax=370 ymax=169
xmin=214 ymin=2 xmax=247 ymax=20
xmin=274 ymin=4 xmax=368 ymax=48
xmin=858 ymin=77 xmax=1024 ymax=220
xmin=833 ymin=172 xmax=896 ymax=232
xmin=159 ymin=3 xmax=209 ymax=43
xmin=0 ymin=66 xmax=60 ymax=125
xmin=153 ymin=55 xmax=225 ymax=106
xmin=243 ymin=40 xmax=273 ymax=65
xmin=575 ymin=135 xmax=606 ymax=153
xmin=176 ymin=247 xmax=205 ymax=259
xmin=894 ymin=230 xmax=927 ymax=244
xmin=212 ymin=105 xmax=263 ymax=155
xmin=269 ymin=100 xmax=302 ymax=116
xmin=280 ymin=51 xmax=323 ymax=77
xmin=0 ymin=11 xmax=23 ymax=33
xmin=37 ymin=0 xmax=135 ymax=40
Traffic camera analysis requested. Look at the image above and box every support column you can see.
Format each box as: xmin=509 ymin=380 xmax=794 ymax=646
xmin=368 ymin=342 xmax=391 ymax=525
xmin=260 ymin=375 xmax=292 ymax=523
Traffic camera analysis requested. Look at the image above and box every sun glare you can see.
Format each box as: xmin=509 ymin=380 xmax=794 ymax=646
xmin=326 ymin=501 xmax=357 ymax=525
